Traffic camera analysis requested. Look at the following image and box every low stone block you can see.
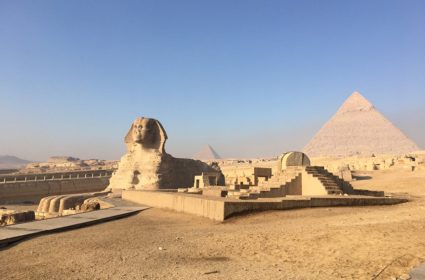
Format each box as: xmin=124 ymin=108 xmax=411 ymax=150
xmin=202 ymin=188 xmax=228 ymax=197
xmin=0 ymin=210 xmax=35 ymax=226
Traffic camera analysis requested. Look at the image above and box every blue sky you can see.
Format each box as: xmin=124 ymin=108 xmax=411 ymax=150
xmin=0 ymin=0 xmax=424 ymax=161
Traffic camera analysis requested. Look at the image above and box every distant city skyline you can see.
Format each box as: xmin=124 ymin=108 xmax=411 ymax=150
xmin=1 ymin=1 xmax=424 ymax=161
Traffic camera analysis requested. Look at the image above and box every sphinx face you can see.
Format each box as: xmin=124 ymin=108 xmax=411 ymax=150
xmin=132 ymin=118 xmax=155 ymax=145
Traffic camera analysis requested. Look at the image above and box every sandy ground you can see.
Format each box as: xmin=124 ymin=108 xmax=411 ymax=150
xmin=2 ymin=169 xmax=425 ymax=280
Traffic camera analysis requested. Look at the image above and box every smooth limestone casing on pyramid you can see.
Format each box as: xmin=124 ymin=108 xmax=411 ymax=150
xmin=303 ymin=92 xmax=420 ymax=157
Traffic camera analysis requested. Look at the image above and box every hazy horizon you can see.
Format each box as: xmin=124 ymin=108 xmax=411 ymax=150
xmin=1 ymin=1 xmax=424 ymax=161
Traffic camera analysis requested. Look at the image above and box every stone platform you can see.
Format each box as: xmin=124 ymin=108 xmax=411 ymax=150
xmin=123 ymin=190 xmax=408 ymax=221
xmin=0 ymin=206 xmax=148 ymax=247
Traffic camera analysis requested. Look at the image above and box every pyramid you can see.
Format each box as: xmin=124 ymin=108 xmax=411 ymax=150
xmin=193 ymin=145 xmax=222 ymax=160
xmin=303 ymin=92 xmax=420 ymax=157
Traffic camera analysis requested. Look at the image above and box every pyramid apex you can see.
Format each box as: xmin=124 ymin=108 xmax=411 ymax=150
xmin=337 ymin=91 xmax=374 ymax=114
xmin=193 ymin=144 xmax=221 ymax=160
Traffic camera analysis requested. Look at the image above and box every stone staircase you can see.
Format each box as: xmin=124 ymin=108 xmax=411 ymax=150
xmin=226 ymin=166 xmax=347 ymax=199
xmin=304 ymin=166 xmax=344 ymax=195
xmin=226 ymin=173 xmax=300 ymax=200
xmin=256 ymin=174 xmax=300 ymax=198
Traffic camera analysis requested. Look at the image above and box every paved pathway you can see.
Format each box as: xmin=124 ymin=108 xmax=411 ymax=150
xmin=0 ymin=206 xmax=148 ymax=247
xmin=411 ymin=263 xmax=425 ymax=279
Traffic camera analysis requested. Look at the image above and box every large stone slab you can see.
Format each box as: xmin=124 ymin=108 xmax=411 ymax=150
xmin=0 ymin=206 xmax=148 ymax=247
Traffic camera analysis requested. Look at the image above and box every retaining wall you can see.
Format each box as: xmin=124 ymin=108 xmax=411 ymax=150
xmin=122 ymin=190 xmax=408 ymax=221
xmin=0 ymin=178 xmax=110 ymax=204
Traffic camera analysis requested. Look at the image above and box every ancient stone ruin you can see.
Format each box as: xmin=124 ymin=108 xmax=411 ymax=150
xmin=0 ymin=209 xmax=35 ymax=226
xmin=36 ymin=192 xmax=111 ymax=217
xmin=221 ymin=151 xmax=383 ymax=199
xmin=303 ymin=92 xmax=420 ymax=157
xmin=18 ymin=116 xmax=408 ymax=224
xmin=107 ymin=117 xmax=222 ymax=191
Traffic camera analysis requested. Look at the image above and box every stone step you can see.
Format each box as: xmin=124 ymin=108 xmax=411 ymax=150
xmin=306 ymin=166 xmax=324 ymax=170
xmin=246 ymin=193 xmax=259 ymax=200
xmin=321 ymin=180 xmax=339 ymax=184
xmin=316 ymin=175 xmax=339 ymax=182
xmin=319 ymin=180 xmax=339 ymax=185
xmin=326 ymin=190 xmax=343 ymax=194
xmin=323 ymin=183 xmax=340 ymax=187
xmin=324 ymin=186 xmax=340 ymax=190
xmin=326 ymin=187 xmax=342 ymax=191
xmin=325 ymin=187 xmax=342 ymax=192
xmin=328 ymin=191 xmax=343 ymax=195
xmin=319 ymin=178 xmax=338 ymax=182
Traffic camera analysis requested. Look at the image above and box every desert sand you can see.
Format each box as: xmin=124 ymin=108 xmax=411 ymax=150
xmin=1 ymin=168 xmax=425 ymax=280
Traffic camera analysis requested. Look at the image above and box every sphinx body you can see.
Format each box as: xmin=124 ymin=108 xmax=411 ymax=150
xmin=107 ymin=117 xmax=221 ymax=190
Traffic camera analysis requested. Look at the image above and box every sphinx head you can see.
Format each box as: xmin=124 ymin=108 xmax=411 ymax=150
xmin=124 ymin=117 xmax=168 ymax=153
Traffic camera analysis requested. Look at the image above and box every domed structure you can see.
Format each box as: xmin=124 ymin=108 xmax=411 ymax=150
xmin=278 ymin=152 xmax=311 ymax=172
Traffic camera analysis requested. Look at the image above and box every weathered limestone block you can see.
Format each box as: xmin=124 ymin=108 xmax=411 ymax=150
xmin=202 ymin=187 xmax=228 ymax=197
xmin=80 ymin=201 xmax=100 ymax=212
xmin=106 ymin=117 xmax=222 ymax=190
xmin=49 ymin=195 xmax=68 ymax=213
xmin=59 ymin=194 xmax=92 ymax=213
xmin=0 ymin=210 xmax=35 ymax=226
xmin=37 ymin=191 xmax=107 ymax=215
xmin=83 ymin=197 xmax=114 ymax=209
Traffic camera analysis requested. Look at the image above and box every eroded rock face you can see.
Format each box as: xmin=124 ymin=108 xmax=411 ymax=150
xmin=0 ymin=210 xmax=35 ymax=226
xmin=107 ymin=117 xmax=221 ymax=190
xmin=36 ymin=192 xmax=107 ymax=216
xmin=80 ymin=201 xmax=100 ymax=212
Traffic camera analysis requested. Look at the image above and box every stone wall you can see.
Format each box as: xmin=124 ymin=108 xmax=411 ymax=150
xmin=0 ymin=178 xmax=109 ymax=204
xmin=300 ymin=170 xmax=329 ymax=196
xmin=0 ymin=170 xmax=112 ymax=183
xmin=122 ymin=190 xmax=407 ymax=221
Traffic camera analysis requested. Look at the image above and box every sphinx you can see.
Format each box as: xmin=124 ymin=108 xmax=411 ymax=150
xmin=106 ymin=117 xmax=222 ymax=190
